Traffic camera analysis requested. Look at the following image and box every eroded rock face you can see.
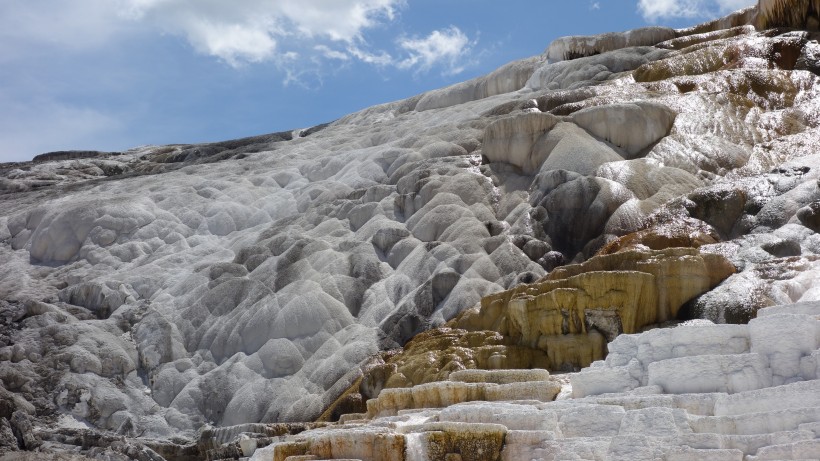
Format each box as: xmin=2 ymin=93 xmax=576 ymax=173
xmin=481 ymin=113 xmax=560 ymax=174
xmin=570 ymin=102 xmax=677 ymax=158
xmin=572 ymin=302 xmax=820 ymax=396
xmin=3 ymin=1 xmax=820 ymax=459
xmin=545 ymin=27 xmax=677 ymax=61
xmin=336 ymin=247 xmax=734 ymax=411
xmin=454 ymin=247 xmax=734 ymax=369
xmin=248 ymin=301 xmax=820 ymax=461
xmin=758 ymin=0 xmax=820 ymax=29
xmin=365 ymin=328 xmax=549 ymax=389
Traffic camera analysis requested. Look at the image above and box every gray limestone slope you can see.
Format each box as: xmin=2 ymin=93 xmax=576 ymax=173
xmin=1 ymin=4 xmax=820 ymax=458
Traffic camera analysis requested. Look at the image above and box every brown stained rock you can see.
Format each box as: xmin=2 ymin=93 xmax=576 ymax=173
xmin=373 ymin=328 xmax=548 ymax=389
xmin=538 ymin=332 xmax=608 ymax=370
xmin=452 ymin=247 xmax=734 ymax=370
xmin=634 ymin=36 xmax=811 ymax=108
xmin=448 ymin=368 xmax=551 ymax=384
xmin=344 ymin=247 xmax=735 ymax=417
xmin=508 ymin=271 xmax=659 ymax=338
xmin=322 ymin=393 xmax=366 ymax=424
xmin=275 ymin=428 xmax=404 ymax=461
xmin=634 ymin=42 xmax=735 ymax=83
xmin=597 ymin=224 xmax=720 ymax=255
xmin=363 ymin=364 xmax=561 ymax=418
xmin=274 ymin=441 xmax=310 ymax=461
xmin=414 ymin=423 xmax=506 ymax=461
xmin=323 ymin=329 xmax=552 ymax=421
xmin=758 ymin=0 xmax=820 ymax=30
xmin=360 ymin=360 xmax=397 ymax=400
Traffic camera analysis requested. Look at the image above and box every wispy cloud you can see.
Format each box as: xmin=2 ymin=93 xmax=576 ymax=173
xmin=1 ymin=0 xmax=476 ymax=76
xmin=397 ymin=26 xmax=476 ymax=76
xmin=347 ymin=46 xmax=395 ymax=67
xmin=121 ymin=0 xmax=404 ymax=67
xmin=121 ymin=1 xmax=477 ymax=76
xmin=637 ymin=0 xmax=756 ymax=21
xmin=314 ymin=45 xmax=351 ymax=62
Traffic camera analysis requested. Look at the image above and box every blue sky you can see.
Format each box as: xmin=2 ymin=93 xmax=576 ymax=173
xmin=0 ymin=0 xmax=756 ymax=162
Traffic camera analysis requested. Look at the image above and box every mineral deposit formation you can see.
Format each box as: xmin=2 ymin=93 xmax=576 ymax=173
xmin=1 ymin=0 xmax=820 ymax=460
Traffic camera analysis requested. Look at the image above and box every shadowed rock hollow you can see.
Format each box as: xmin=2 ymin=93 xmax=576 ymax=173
xmin=2 ymin=1 xmax=820 ymax=460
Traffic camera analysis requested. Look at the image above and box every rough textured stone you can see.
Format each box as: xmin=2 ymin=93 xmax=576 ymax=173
xmin=410 ymin=423 xmax=506 ymax=461
xmin=4 ymin=4 xmax=820 ymax=461
xmin=545 ymin=27 xmax=677 ymax=61
xmin=571 ymin=102 xmax=677 ymax=158
xmin=453 ymin=247 xmax=735 ymax=369
xmin=797 ymin=201 xmax=820 ymax=231
xmin=481 ymin=113 xmax=560 ymax=174
xmin=758 ymin=0 xmax=820 ymax=29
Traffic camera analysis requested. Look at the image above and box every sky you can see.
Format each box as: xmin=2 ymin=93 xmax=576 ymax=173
xmin=0 ymin=0 xmax=757 ymax=162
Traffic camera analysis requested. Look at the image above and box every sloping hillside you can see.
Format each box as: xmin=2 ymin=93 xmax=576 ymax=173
xmin=1 ymin=2 xmax=820 ymax=460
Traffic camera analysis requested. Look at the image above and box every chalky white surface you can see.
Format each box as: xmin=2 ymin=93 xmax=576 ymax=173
xmin=257 ymin=303 xmax=820 ymax=461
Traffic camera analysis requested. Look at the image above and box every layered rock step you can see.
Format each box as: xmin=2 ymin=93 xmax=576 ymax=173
xmin=265 ymin=369 xmax=560 ymax=461
xmin=571 ymin=305 xmax=820 ymax=397
xmin=366 ymin=369 xmax=561 ymax=418
xmin=244 ymin=302 xmax=819 ymax=461
xmin=345 ymin=246 xmax=736 ymax=415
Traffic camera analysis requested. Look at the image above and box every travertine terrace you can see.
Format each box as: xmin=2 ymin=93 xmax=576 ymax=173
xmin=2 ymin=1 xmax=820 ymax=460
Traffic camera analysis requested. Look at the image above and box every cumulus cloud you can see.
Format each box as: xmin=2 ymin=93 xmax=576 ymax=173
xmin=1 ymin=0 xmax=476 ymax=75
xmin=397 ymin=27 xmax=476 ymax=76
xmin=121 ymin=0 xmax=403 ymax=66
xmin=638 ymin=0 xmax=755 ymax=21
xmin=112 ymin=0 xmax=479 ymax=76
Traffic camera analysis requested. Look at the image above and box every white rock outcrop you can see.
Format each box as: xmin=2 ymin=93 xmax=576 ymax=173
xmin=256 ymin=302 xmax=820 ymax=461
xmin=571 ymin=101 xmax=678 ymax=158
xmin=546 ymin=27 xmax=677 ymax=62
xmin=572 ymin=303 xmax=820 ymax=398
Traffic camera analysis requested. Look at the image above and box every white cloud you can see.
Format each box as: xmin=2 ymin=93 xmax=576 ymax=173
xmin=397 ymin=27 xmax=475 ymax=76
xmin=347 ymin=46 xmax=394 ymax=67
xmin=638 ymin=0 xmax=755 ymax=21
xmin=182 ymin=20 xmax=279 ymax=65
xmin=0 ymin=0 xmax=477 ymax=86
xmin=122 ymin=0 xmax=404 ymax=66
xmin=314 ymin=45 xmax=350 ymax=61
xmin=272 ymin=0 xmax=400 ymax=42
xmin=120 ymin=1 xmax=476 ymax=74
